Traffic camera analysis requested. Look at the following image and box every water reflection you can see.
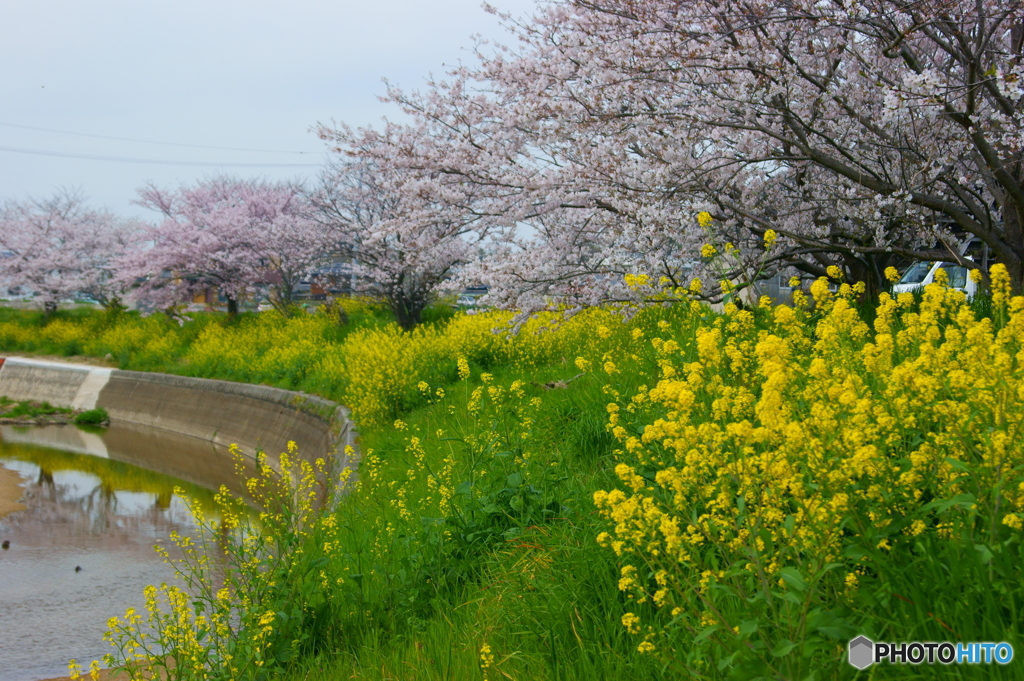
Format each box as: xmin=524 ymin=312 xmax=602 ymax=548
xmin=0 ymin=424 xmax=244 ymax=681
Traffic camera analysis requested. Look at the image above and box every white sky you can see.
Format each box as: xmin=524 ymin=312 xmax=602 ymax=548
xmin=0 ymin=0 xmax=537 ymax=218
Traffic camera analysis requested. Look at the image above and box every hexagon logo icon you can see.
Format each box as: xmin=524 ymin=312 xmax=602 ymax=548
xmin=848 ymin=636 xmax=874 ymax=669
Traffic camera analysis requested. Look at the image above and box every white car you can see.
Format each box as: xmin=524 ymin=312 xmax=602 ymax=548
xmin=892 ymin=259 xmax=978 ymax=299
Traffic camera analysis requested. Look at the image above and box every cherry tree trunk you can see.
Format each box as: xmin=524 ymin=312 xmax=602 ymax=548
xmin=393 ymin=297 xmax=425 ymax=331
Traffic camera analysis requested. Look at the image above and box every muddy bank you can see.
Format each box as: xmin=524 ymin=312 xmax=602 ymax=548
xmin=0 ymin=462 xmax=27 ymax=517
xmin=37 ymin=671 xmax=120 ymax=681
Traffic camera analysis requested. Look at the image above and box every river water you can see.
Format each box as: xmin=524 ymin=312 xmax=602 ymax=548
xmin=0 ymin=423 xmax=245 ymax=681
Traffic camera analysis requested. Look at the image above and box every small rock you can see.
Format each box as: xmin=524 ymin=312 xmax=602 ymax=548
xmin=1 ymin=540 xmax=9 ymax=550
xmin=75 ymin=565 xmax=82 ymax=572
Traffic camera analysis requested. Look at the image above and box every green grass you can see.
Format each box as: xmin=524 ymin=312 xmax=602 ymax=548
xmin=264 ymin=360 xmax=668 ymax=681
xmin=0 ymin=397 xmax=70 ymax=419
xmin=74 ymin=407 xmax=109 ymax=424
xmin=4 ymin=295 xmax=1023 ymax=681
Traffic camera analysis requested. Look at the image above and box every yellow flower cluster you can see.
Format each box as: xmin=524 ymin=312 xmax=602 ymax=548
xmin=330 ymin=312 xmax=511 ymax=425
xmin=591 ymin=266 xmax=1024 ymax=652
xmin=333 ymin=304 xmax=664 ymax=425
xmin=96 ymin=442 xmax=342 ymax=680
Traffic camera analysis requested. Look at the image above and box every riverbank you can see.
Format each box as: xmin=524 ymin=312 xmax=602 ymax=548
xmin=0 ymin=355 xmax=355 ymax=468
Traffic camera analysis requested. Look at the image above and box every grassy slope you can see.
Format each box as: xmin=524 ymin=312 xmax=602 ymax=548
xmin=296 ymin=363 xmax=662 ymax=681
xmin=4 ymin=296 xmax=1024 ymax=681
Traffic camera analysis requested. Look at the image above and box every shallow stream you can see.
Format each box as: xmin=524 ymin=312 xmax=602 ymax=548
xmin=0 ymin=423 xmax=244 ymax=681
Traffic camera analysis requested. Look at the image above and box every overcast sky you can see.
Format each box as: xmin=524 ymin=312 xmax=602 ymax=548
xmin=0 ymin=0 xmax=537 ymax=218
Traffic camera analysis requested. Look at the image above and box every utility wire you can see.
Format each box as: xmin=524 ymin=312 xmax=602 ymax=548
xmin=0 ymin=144 xmax=322 ymax=167
xmin=0 ymin=121 xmax=320 ymax=154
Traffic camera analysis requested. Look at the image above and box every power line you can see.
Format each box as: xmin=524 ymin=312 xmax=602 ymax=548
xmin=0 ymin=144 xmax=322 ymax=168
xmin=0 ymin=121 xmax=320 ymax=155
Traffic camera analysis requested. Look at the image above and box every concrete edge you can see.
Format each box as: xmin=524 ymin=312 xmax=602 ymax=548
xmin=0 ymin=356 xmax=359 ymax=471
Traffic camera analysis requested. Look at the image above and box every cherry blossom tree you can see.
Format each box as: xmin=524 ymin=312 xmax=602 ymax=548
xmin=123 ymin=177 xmax=330 ymax=316
xmin=309 ymin=152 xmax=485 ymax=329
xmin=520 ymin=0 xmax=1024 ymax=292
xmin=0 ymin=189 xmax=141 ymax=313
xmin=320 ymin=0 xmax=1024 ymax=316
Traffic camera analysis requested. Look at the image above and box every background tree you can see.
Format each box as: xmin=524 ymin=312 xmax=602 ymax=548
xmin=0 ymin=189 xmax=140 ymax=313
xmin=124 ymin=176 xmax=329 ymax=316
xmin=525 ymin=0 xmax=1024 ymax=293
xmin=309 ymin=152 xmax=484 ymax=329
xmin=321 ymin=0 xmax=1024 ymax=317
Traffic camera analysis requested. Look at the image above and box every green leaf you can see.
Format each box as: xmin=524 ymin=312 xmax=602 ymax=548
xmin=778 ymin=567 xmax=807 ymax=593
xmin=782 ymin=514 xmax=795 ymax=538
xmin=778 ymin=591 xmax=804 ymax=606
xmin=806 ymin=609 xmax=855 ymax=639
xmin=921 ymin=492 xmax=976 ymax=514
xmin=842 ymin=545 xmax=868 ymax=560
xmin=694 ymin=624 xmax=722 ymax=643
xmin=771 ymin=640 xmax=798 ymax=657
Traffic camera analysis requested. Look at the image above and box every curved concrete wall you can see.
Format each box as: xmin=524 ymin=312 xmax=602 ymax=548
xmin=0 ymin=356 xmax=356 ymax=468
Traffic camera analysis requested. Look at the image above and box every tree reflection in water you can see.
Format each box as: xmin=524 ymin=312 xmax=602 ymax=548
xmin=0 ymin=431 xmax=225 ymax=681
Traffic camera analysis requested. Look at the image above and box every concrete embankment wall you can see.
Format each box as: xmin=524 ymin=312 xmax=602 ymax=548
xmin=0 ymin=356 xmax=356 ymax=466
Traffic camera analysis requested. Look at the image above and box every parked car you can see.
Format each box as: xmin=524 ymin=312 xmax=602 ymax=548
xmin=452 ymin=284 xmax=489 ymax=308
xmin=892 ymin=259 xmax=977 ymax=299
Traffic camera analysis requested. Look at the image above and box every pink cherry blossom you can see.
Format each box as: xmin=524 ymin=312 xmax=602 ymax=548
xmin=320 ymin=0 xmax=1024 ymax=317
xmin=0 ymin=189 xmax=141 ymax=312
xmin=310 ymin=155 xmax=484 ymax=329
xmin=122 ymin=176 xmax=330 ymax=315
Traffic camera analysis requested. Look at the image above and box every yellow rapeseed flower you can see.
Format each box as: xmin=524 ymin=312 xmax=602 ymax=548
xmin=479 ymin=643 xmax=494 ymax=668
